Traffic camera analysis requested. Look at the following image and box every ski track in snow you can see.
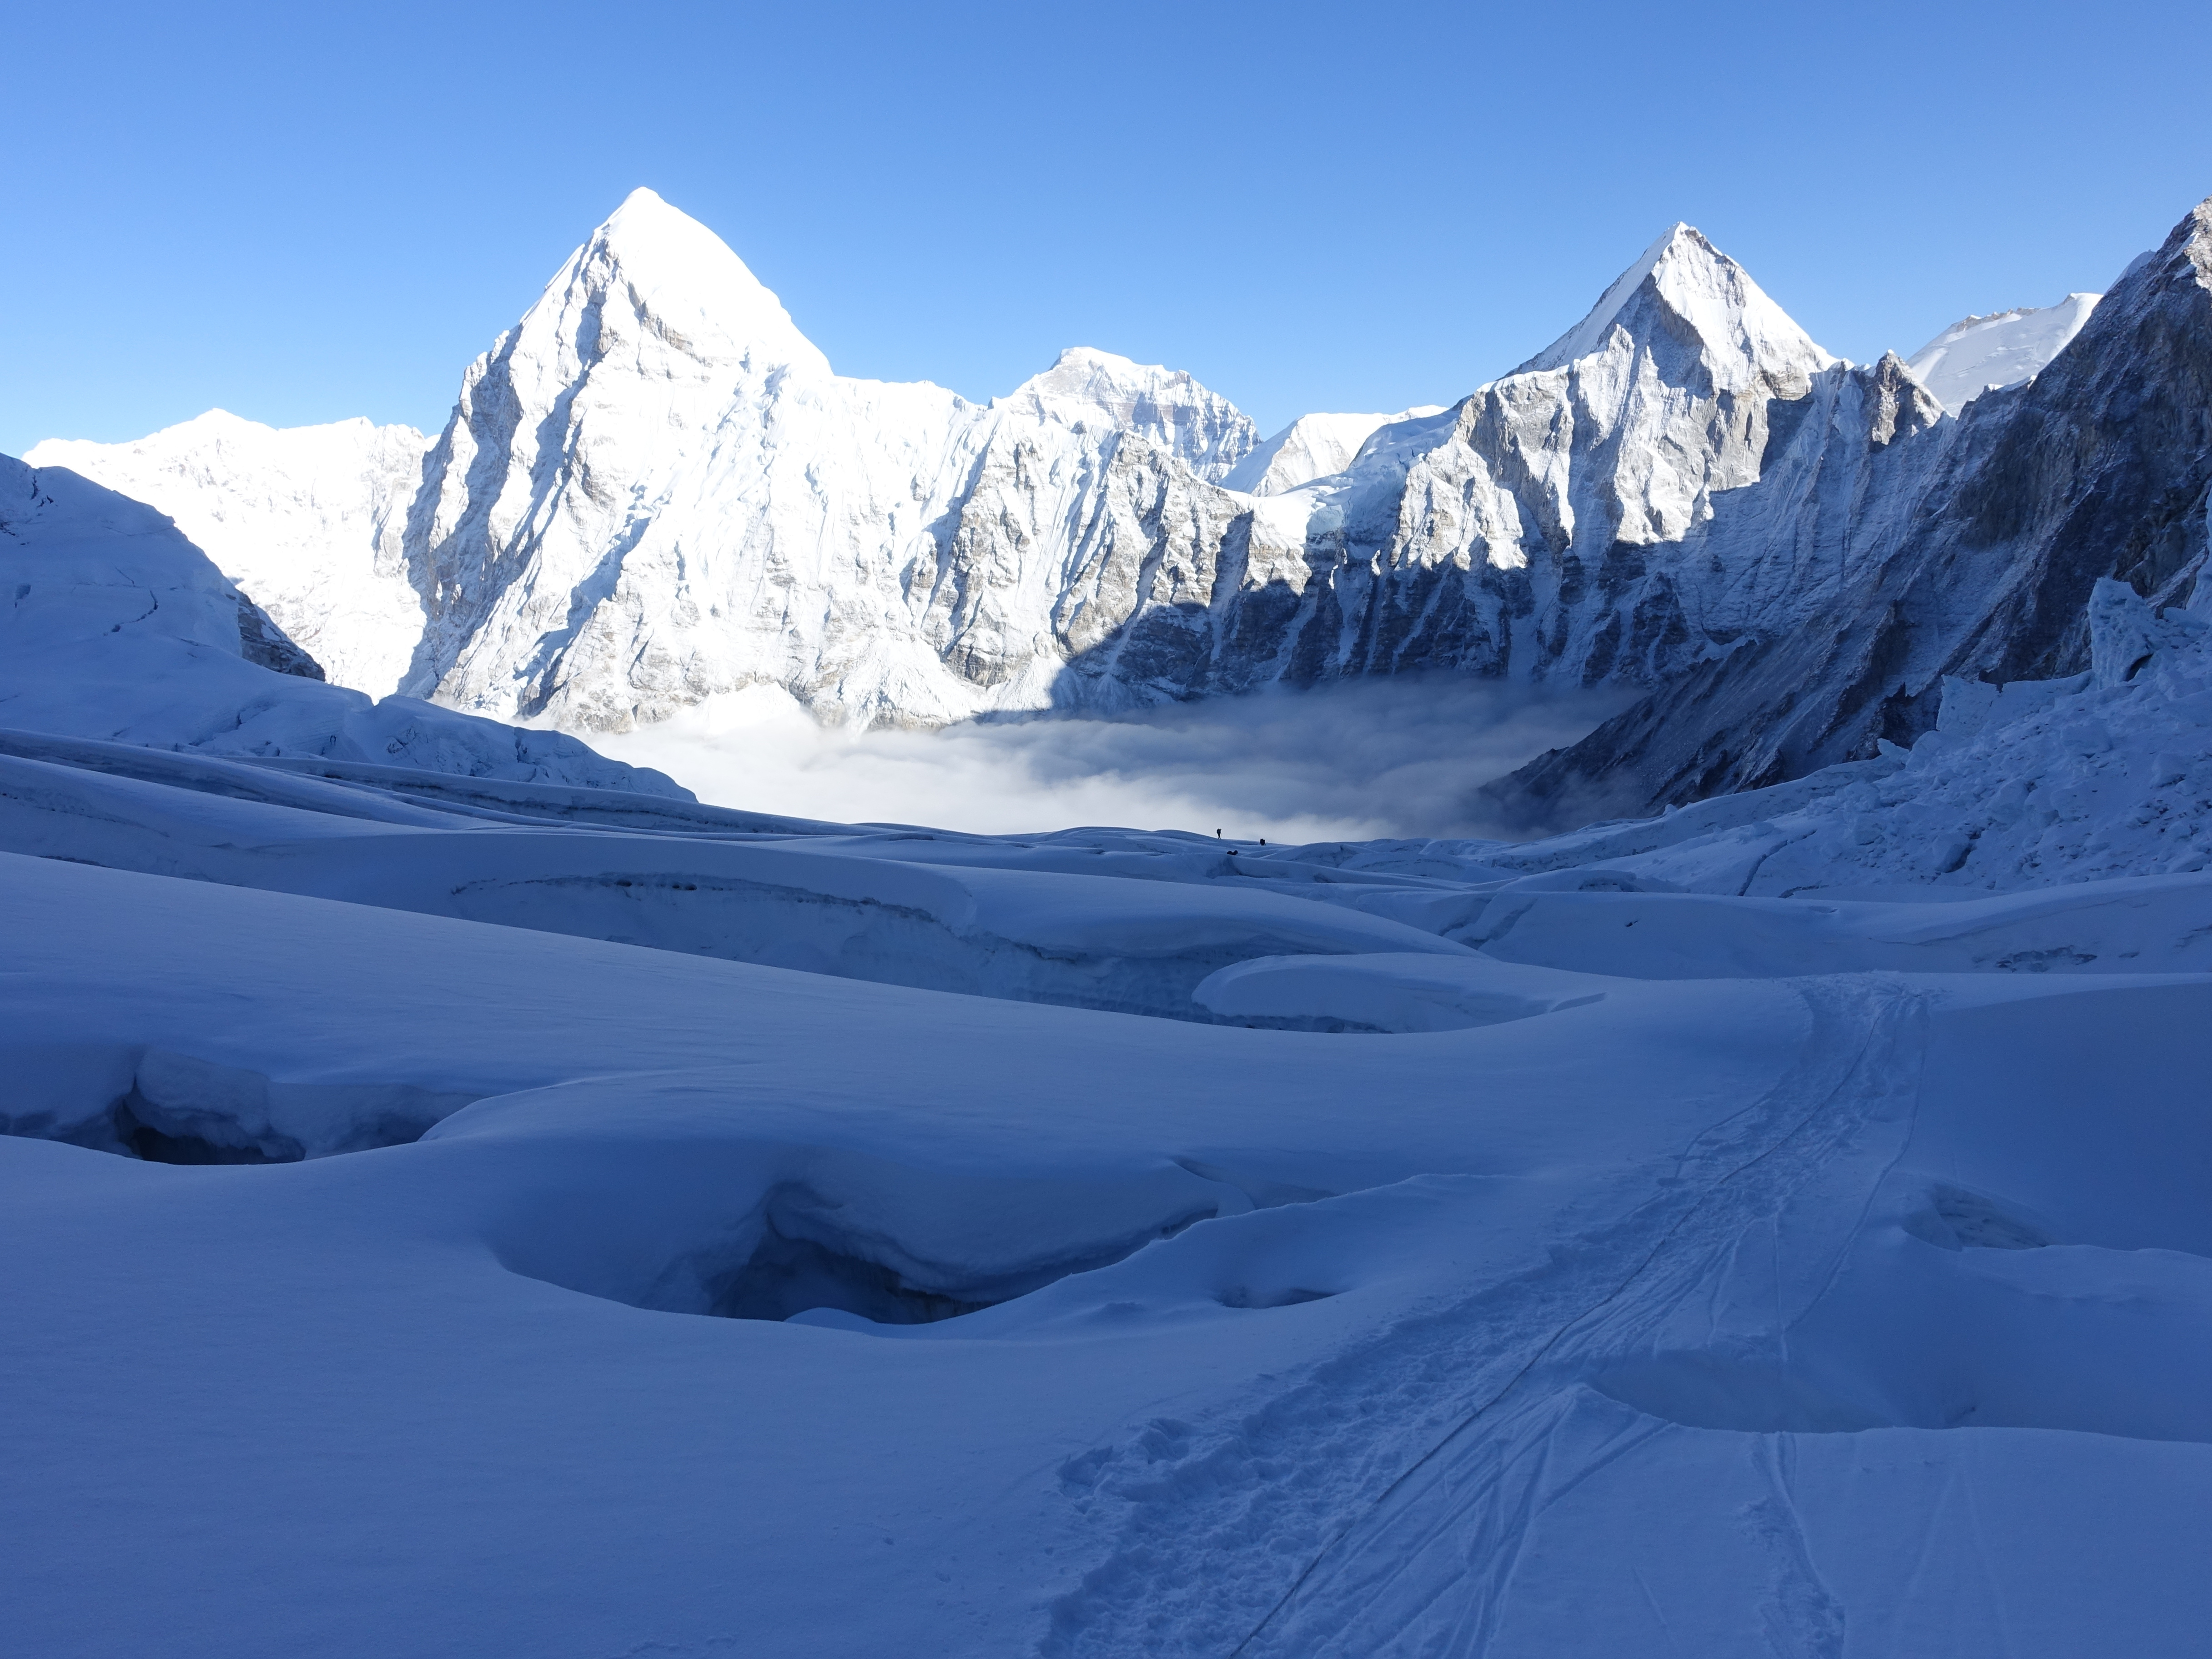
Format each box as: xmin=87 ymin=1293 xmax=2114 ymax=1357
xmin=1047 ymin=979 xmax=1922 ymax=1657
xmin=9 ymin=446 xmax=2212 ymax=1651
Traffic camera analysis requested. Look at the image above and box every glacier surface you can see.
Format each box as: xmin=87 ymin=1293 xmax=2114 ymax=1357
xmin=5 ymin=432 xmax=2212 ymax=1653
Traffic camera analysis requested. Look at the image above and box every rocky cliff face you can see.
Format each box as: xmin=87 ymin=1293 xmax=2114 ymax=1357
xmin=393 ymin=189 xmax=1284 ymax=730
xmin=1493 ymin=197 xmax=2212 ymax=824
xmin=1050 ymin=223 xmax=1894 ymax=708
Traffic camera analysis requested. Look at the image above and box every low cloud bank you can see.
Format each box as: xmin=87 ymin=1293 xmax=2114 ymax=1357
xmin=596 ymin=677 xmax=1631 ymax=842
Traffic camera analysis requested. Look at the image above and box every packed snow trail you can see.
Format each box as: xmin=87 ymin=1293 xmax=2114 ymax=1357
xmin=1243 ymin=981 xmax=1922 ymax=1657
xmin=1043 ymin=979 xmax=1923 ymax=1656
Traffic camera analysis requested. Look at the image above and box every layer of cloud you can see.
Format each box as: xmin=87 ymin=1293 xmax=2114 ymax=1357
xmin=593 ymin=677 xmax=1630 ymax=843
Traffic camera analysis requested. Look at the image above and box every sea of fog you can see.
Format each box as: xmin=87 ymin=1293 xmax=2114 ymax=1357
xmin=593 ymin=676 xmax=1633 ymax=841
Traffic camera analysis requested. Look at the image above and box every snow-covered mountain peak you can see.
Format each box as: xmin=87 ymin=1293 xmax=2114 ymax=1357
xmin=1002 ymin=346 xmax=1257 ymax=480
xmin=1904 ymin=292 xmax=2101 ymax=410
xmin=1513 ymin=221 xmax=1835 ymax=392
xmin=534 ymin=186 xmax=831 ymax=378
xmin=25 ymin=409 xmax=434 ymax=695
xmin=1223 ymin=406 xmax=1448 ymax=496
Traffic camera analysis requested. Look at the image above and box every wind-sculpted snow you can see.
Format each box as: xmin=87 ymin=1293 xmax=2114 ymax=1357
xmin=3 ymin=582 xmax=2211 ymax=1651
xmin=6 ymin=829 xmax=2211 ymax=1654
xmin=12 ymin=198 xmax=2212 ymax=1659
xmin=0 ymin=731 xmax=1484 ymax=1028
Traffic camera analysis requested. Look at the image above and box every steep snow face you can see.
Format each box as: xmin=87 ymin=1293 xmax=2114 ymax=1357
xmin=1002 ymin=347 xmax=1257 ymax=481
xmin=25 ymin=410 xmax=432 ymax=694
xmin=402 ymin=187 xmax=981 ymax=729
xmin=1032 ymin=218 xmax=1884 ymax=708
xmin=1139 ymin=221 xmax=1871 ymax=694
xmin=396 ymin=189 xmax=1273 ymax=732
xmin=1501 ymin=197 xmax=2212 ymax=822
xmin=1222 ymin=407 xmax=1447 ymax=495
xmin=1906 ymin=292 xmax=2101 ymax=410
xmin=0 ymin=454 xmax=685 ymax=794
xmin=30 ymin=196 xmax=1901 ymax=736
xmin=1513 ymin=223 xmax=1836 ymax=387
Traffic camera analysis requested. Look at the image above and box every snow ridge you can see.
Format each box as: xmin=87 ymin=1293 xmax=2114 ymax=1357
xmin=1005 ymin=346 xmax=1258 ymax=481
xmin=27 ymin=410 xmax=432 ymax=695
xmin=1511 ymin=222 xmax=1836 ymax=389
xmin=32 ymin=194 xmax=1875 ymax=734
xmin=1905 ymin=292 xmax=2101 ymax=410
xmin=1222 ymin=407 xmax=1447 ymax=496
xmin=0 ymin=453 xmax=684 ymax=794
xmin=33 ymin=189 xmax=2197 ymax=813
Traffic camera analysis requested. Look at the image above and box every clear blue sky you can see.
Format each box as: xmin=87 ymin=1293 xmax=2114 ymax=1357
xmin=7 ymin=0 xmax=2209 ymax=457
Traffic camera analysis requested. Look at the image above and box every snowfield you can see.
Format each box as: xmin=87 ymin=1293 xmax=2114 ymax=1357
xmin=6 ymin=410 xmax=2212 ymax=1655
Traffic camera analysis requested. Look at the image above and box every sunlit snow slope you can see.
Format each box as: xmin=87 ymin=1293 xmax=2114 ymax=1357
xmin=1906 ymin=292 xmax=2101 ymax=410
xmin=39 ymin=192 xmax=2204 ymax=843
xmin=25 ymin=409 xmax=433 ymax=694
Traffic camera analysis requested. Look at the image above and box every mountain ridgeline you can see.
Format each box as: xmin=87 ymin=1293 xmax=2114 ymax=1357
xmin=1497 ymin=200 xmax=2212 ymax=824
xmin=33 ymin=189 xmax=2211 ymax=826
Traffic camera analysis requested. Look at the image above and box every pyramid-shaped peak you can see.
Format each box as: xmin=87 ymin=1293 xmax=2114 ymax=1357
xmin=596 ymin=187 xmax=730 ymax=260
xmin=1513 ymin=221 xmax=1834 ymax=388
xmin=532 ymin=188 xmax=830 ymax=376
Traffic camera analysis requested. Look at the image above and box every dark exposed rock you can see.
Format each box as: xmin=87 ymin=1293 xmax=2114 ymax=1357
xmin=1489 ymin=197 xmax=2212 ymax=823
xmin=233 ymin=590 xmax=326 ymax=680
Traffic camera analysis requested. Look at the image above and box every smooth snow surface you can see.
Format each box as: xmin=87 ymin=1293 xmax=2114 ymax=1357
xmin=6 ymin=450 xmax=2212 ymax=1652
xmin=1905 ymin=292 xmax=2101 ymax=409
